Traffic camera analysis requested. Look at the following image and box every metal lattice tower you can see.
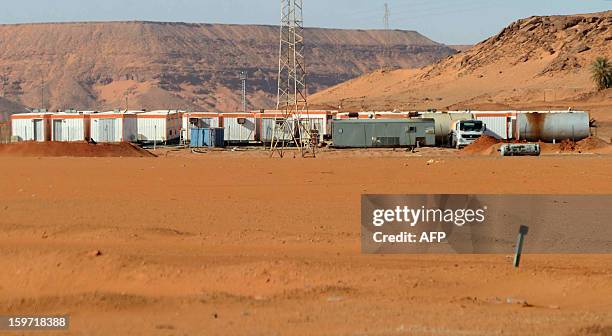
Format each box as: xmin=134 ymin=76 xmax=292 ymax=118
xmin=239 ymin=70 xmax=247 ymax=113
xmin=383 ymin=3 xmax=391 ymax=71
xmin=271 ymin=0 xmax=315 ymax=158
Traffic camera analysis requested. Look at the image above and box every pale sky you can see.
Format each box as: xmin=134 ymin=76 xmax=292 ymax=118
xmin=1 ymin=0 xmax=610 ymax=44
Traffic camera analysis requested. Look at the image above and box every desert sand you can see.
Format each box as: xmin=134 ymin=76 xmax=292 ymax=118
xmin=1 ymin=151 xmax=611 ymax=335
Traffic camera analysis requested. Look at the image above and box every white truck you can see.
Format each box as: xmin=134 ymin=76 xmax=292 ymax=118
xmin=448 ymin=119 xmax=485 ymax=149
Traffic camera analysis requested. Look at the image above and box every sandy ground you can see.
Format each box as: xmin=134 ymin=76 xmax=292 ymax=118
xmin=1 ymin=152 xmax=612 ymax=336
xmin=0 ymin=142 xmax=154 ymax=158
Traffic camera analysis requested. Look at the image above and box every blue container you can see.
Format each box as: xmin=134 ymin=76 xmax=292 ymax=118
xmin=190 ymin=128 xmax=225 ymax=148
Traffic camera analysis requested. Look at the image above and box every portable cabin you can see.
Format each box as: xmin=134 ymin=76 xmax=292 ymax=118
xmin=293 ymin=110 xmax=335 ymax=141
xmin=256 ymin=112 xmax=295 ymax=143
xmin=472 ymin=111 xmax=517 ymax=140
xmin=221 ymin=113 xmax=257 ymax=143
xmin=49 ymin=111 xmax=92 ymax=142
xmin=332 ymin=119 xmax=436 ymax=148
xmin=10 ymin=112 xmax=52 ymax=142
xmin=182 ymin=112 xmax=222 ymax=142
xmin=256 ymin=110 xmax=335 ymax=142
xmin=136 ymin=110 xmax=182 ymax=143
xmin=89 ymin=111 xmax=139 ymax=142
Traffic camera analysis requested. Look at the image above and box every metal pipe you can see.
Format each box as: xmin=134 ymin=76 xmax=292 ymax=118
xmin=514 ymin=225 xmax=529 ymax=268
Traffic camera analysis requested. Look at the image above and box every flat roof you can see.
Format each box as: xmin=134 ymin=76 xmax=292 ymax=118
xmin=333 ymin=118 xmax=434 ymax=124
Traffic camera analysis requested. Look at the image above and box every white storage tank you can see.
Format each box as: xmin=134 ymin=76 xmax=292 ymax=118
xmin=222 ymin=113 xmax=257 ymax=143
xmin=49 ymin=111 xmax=92 ymax=142
xmin=10 ymin=112 xmax=52 ymax=142
xmin=137 ymin=110 xmax=182 ymax=143
xmin=182 ymin=112 xmax=222 ymax=142
xmin=90 ymin=111 xmax=139 ymax=142
xmin=516 ymin=111 xmax=590 ymax=142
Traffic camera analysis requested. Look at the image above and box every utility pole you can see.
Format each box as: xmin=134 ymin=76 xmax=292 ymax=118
xmin=271 ymin=0 xmax=315 ymax=158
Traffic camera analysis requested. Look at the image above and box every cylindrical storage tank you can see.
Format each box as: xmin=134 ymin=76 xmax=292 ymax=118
xmin=420 ymin=112 xmax=473 ymax=145
xmin=516 ymin=112 xmax=590 ymax=142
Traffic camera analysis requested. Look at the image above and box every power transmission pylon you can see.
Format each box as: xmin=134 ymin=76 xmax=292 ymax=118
xmin=383 ymin=3 xmax=391 ymax=71
xmin=270 ymin=0 xmax=316 ymax=158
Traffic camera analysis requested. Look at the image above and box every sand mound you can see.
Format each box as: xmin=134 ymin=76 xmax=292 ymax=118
xmin=461 ymin=136 xmax=501 ymax=155
xmin=576 ymin=137 xmax=610 ymax=151
xmin=554 ymin=137 xmax=611 ymax=153
xmin=0 ymin=142 xmax=155 ymax=157
xmin=559 ymin=139 xmax=577 ymax=152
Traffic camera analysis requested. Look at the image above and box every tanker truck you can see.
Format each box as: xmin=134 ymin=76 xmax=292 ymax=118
xmin=420 ymin=112 xmax=485 ymax=148
xmin=448 ymin=119 xmax=486 ymax=149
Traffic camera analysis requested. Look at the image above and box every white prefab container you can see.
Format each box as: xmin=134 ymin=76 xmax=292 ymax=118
xmin=137 ymin=110 xmax=182 ymax=143
xmin=90 ymin=112 xmax=139 ymax=142
xmin=472 ymin=111 xmax=517 ymax=140
xmin=260 ymin=110 xmax=336 ymax=141
xmin=49 ymin=112 xmax=91 ymax=142
xmin=182 ymin=112 xmax=222 ymax=141
xmin=222 ymin=113 xmax=257 ymax=143
xmin=293 ymin=111 xmax=334 ymax=141
xmin=10 ymin=113 xmax=52 ymax=141
xmin=256 ymin=113 xmax=295 ymax=143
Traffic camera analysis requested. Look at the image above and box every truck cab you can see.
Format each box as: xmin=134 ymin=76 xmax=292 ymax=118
xmin=449 ymin=119 xmax=485 ymax=149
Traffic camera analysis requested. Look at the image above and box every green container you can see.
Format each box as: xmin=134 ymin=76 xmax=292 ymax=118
xmin=332 ymin=119 xmax=435 ymax=148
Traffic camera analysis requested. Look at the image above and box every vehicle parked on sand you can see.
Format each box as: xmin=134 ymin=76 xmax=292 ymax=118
xmin=449 ymin=119 xmax=485 ymax=149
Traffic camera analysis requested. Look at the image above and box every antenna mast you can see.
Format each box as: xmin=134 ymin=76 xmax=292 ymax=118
xmin=239 ymin=70 xmax=247 ymax=113
xmin=40 ymin=70 xmax=45 ymax=110
xmin=271 ymin=0 xmax=315 ymax=158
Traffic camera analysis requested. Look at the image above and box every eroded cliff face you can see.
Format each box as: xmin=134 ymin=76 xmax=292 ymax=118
xmin=0 ymin=21 xmax=455 ymax=112
xmin=311 ymin=11 xmax=612 ymax=112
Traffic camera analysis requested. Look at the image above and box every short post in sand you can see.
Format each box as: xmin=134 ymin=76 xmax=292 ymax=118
xmin=514 ymin=225 xmax=529 ymax=268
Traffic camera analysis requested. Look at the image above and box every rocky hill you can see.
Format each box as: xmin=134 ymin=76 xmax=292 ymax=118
xmin=311 ymin=11 xmax=612 ymax=115
xmin=0 ymin=21 xmax=455 ymax=113
xmin=0 ymin=97 xmax=28 ymax=122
